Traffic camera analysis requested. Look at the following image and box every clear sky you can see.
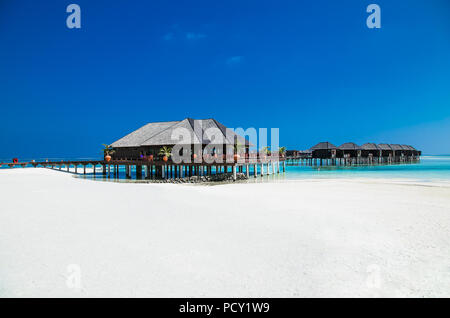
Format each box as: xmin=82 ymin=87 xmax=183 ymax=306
xmin=1 ymin=0 xmax=449 ymax=159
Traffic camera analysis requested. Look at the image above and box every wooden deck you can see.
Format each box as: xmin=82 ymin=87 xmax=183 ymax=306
xmin=1 ymin=158 xmax=287 ymax=181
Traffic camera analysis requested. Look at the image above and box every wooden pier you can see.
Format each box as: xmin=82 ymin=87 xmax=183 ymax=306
xmin=1 ymin=158 xmax=286 ymax=181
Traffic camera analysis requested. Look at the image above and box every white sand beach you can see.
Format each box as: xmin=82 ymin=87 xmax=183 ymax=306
xmin=1 ymin=168 xmax=450 ymax=297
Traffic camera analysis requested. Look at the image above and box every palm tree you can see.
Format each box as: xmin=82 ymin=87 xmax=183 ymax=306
xmin=232 ymin=141 xmax=245 ymax=161
xmin=102 ymin=144 xmax=115 ymax=156
xmin=158 ymin=146 xmax=172 ymax=162
xmin=261 ymin=146 xmax=271 ymax=156
xmin=278 ymin=147 xmax=286 ymax=157
xmin=234 ymin=141 xmax=244 ymax=154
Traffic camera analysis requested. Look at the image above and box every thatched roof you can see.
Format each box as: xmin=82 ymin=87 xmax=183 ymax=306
xmin=378 ymin=143 xmax=393 ymax=150
xmin=111 ymin=118 xmax=250 ymax=147
xmin=310 ymin=142 xmax=337 ymax=150
xmin=390 ymin=144 xmax=404 ymax=151
xmin=401 ymin=145 xmax=416 ymax=151
xmin=338 ymin=142 xmax=361 ymax=150
xmin=361 ymin=143 xmax=380 ymax=150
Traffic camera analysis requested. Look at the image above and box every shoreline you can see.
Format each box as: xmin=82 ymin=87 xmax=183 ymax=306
xmin=4 ymin=166 xmax=450 ymax=188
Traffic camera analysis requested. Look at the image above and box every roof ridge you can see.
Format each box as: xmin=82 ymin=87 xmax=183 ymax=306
xmin=212 ymin=119 xmax=236 ymax=144
xmin=186 ymin=118 xmax=205 ymax=144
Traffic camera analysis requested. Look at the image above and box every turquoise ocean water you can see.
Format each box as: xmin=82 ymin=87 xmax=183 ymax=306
xmin=282 ymin=156 xmax=450 ymax=183
xmin=1 ymin=156 xmax=450 ymax=184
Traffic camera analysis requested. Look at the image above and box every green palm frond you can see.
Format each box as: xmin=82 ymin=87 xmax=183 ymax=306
xmin=261 ymin=146 xmax=271 ymax=155
xmin=158 ymin=146 xmax=172 ymax=157
xmin=102 ymin=144 xmax=115 ymax=155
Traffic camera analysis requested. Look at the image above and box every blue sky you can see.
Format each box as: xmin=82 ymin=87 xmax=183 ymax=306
xmin=0 ymin=0 xmax=449 ymax=159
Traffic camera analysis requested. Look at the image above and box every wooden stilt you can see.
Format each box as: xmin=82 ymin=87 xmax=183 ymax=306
xmin=136 ymin=165 xmax=142 ymax=179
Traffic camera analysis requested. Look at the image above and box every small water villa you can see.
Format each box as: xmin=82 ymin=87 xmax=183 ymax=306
xmin=286 ymin=142 xmax=421 ymax=166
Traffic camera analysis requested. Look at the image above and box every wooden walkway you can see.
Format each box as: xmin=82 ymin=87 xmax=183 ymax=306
xmin=1 ymin=158 xmax=287 ymax=181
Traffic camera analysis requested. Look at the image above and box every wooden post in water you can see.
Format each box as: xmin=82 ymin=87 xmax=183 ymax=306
xmin=136 ymin=165 xmax=142 ymax=179
xmin=246 ymin=164 xmax=250 ymax=178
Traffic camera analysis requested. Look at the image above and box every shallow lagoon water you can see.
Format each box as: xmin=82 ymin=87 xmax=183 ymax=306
xmin=284 ymin=156 xmax=450 ymax=183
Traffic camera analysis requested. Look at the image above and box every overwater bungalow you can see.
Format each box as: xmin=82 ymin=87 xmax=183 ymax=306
xmin=400 ymin=145 xmax=412 ymax=158
xmin=390 ymin=144 xmax=405 ymax=159
xmin=310 ymin=142 xmax=337 ymax=159
xmin=286 ymin=150 xmax=300 ymax=157
xmin=361 ymin=143 xmax=382 ymax=163
xmin=286 ymin=150 xmax=311 ymax=158
xmin=403 ymin=145 xmax=421 ymax=157
xmin=361 ymin=143 xmax=381 ymax=156
xmin=337 ymin=142 xmax=362 ymax=159
xmin=110 ymin=118 xmax=250 ymax=161
xmin=377 ymin=144 xmax=394 ymax=162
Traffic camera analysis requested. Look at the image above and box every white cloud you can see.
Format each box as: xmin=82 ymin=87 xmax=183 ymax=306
xmin=226 ymin=56 xmax=244 ymax=65
xmin=163 ymin=32 xmax=174 ymax=41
